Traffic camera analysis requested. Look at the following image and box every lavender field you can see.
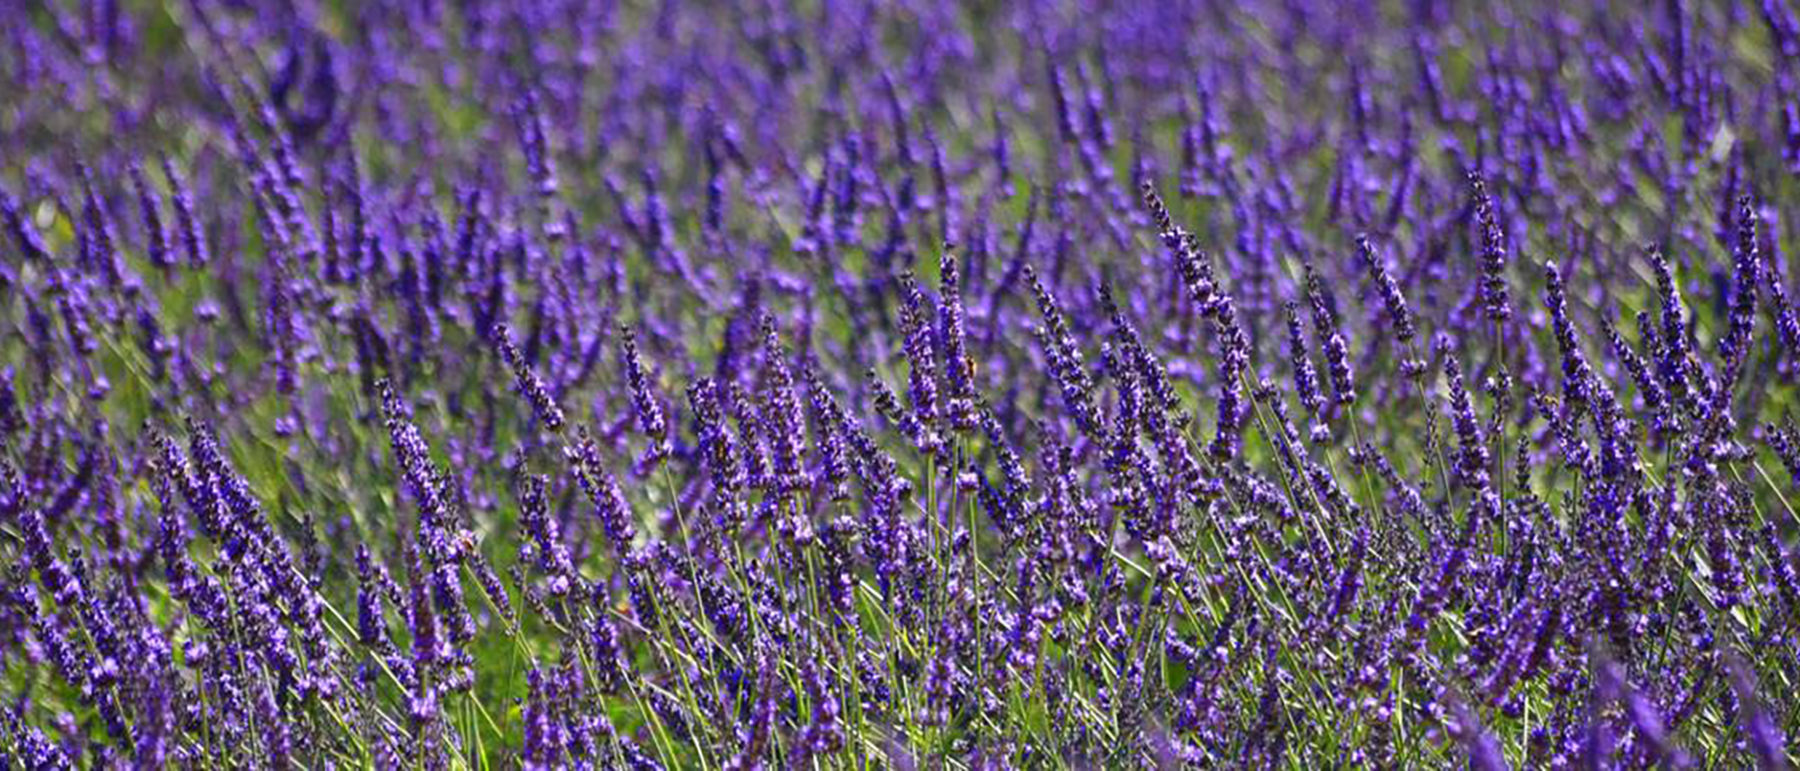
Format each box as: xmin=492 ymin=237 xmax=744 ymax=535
xmin=3 ymin=0 xmax=1800 ymax=768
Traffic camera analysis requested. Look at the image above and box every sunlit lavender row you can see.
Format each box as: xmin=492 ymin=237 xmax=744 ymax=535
xmin=2 ymin=1 xmax=1798 ymax=768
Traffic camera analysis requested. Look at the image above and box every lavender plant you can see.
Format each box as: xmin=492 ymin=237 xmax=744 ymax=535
xmin=1 ymin=1 xmax=1798 ymax=768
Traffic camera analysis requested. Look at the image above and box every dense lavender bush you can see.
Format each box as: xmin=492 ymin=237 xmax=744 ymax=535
xmin=2 ymin=1 xmax=1799 ymax=768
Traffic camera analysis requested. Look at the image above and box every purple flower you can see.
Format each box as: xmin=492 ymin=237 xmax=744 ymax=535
xmin=1354 ymin=234 xmax=1416 ymax=346
xmin=937 ymin=245 xmax=978 ymax=432
xmin=1208 ymin=294 xmax=1251 ymax=461
xmin=620 ymin=324 xmax=672 ymax=467
xmin=158 ymin=156 xmax=209 ymax=267
xmin=1725 ymin=656 xmax=1790 ymax=771
xmin=493 ymin=322 xmax=566 ymax=432
xmin=128 ymin=160 xmax=173 ymax=272
xmin=756 ymin=313 xmax=806 ymax=495
xmin=1469 ymin=172 xmax=1514 ymax=325
xmin=1024 ymin=263 xmax=1099 ymax=437
xmin=1304 ymin=262 xmax=1356 ymax=407
xmin=565 ymin=430 xmax=638 ymax=555
xmin=1 ymin=187 xmax=53 ymax=264
xmin=1444 ymin=694 xmax=1509 ymax=771
xmin=894 ymin=270 xmax=942 ymax=439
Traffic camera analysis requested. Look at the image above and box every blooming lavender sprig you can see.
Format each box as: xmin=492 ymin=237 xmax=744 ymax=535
xmin=1023 ymin=263 xmax=1099 ymax=438
xmin=1284 ymin=301 xmax=1325 ymax=423
xmin=1594 ymin=659 xmax=1694 ymax=768
xmin=377 ymin=379 xmax=468 ymax=563
xmin=494 ymin=323 xmax=565 ymax=432
xmin=1142 ymin=182 xmax=1218 ymax=313
xmin=157 ymin=156 xmax=210 ymax=268
xmin=76 ymin=161 xmax=125 ymax=290
xmin=1725 ymin=655 xmax=1791 ymax=771
xmin=1441 ymin=344 xmax=1491 ymax=492
xmin=1719 ymin=196 xmax=1762 ymax=379
xmin=756 ymin=313 xmax=807 ymax=496
xmin=1095 ymin=286 xmax=1180 ymax=425
xmin=1208 ymin=294 xmax=1251 ymax=461
xmin=1601 ymin=314 xmax=1669 ymax=435
xmin=1 ymin=187 xmax=54 ymax=264
xmin=799 ymin=360 xmax=852 ymax=502
xmin=1304 ymin=263 xmax=1356 ymax=407
xmin=619 ymin=324 xmax=671 ymax=467
xmin=937 ymin=245 xmax=978 ymax=432
xmin=516 ymin=471 xmax=576 ymax=596
xmin=566 ymin=430 xmax=637 ymax=555
xmin=689 ymin=377 xmax=747 ymax=530
xmin=1543 ymin=261 xmax=1595 ymax=415
xmin=1469 ymin=172 xmax=1513 ymax=325
xmin=1769 ymin=419 xmax=1800 ymax=486
xmin=1354 ymin=234 xmax=1416 ymax=348
xmin=129 ymin=160 xmax=173 ymax=272
xmin=1648 ymin=246 xmax=1698 ymax=413
xmin=1767 ymin=262 xmax=1800 ymax=356
xmin=513 ymin=89 xmax=564 ymax=239
xmin=1444 ymin=694 xmax=1508 ymax=771
xmin=894 ymin=270 xmax=942 ymax=439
